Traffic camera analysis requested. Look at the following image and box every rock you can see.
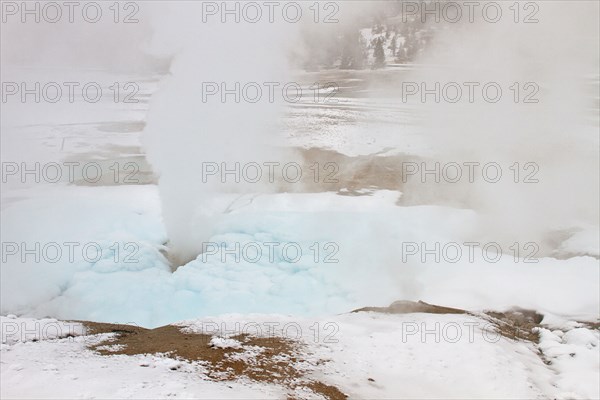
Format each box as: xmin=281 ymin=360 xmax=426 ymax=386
xmin=351 ymin=300 xmax=467 ymax=315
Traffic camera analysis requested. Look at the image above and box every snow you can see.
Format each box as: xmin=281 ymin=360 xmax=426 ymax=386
xmin=0 ymin=316 xmax=287 ymax=399
xmin=2 ymin=313 xmax=598 ymax=399
xmin=0 ymin=316 xmax=86 ymax=345
xmin=285 ymin=95 xmax=430 ymax=156
xmin=555 ymin=226 xmax=600 ymax=258
xmin=1 ymin=66 xmax=598 ymax=398
xmin=209 ymin=337 xmax=243 ymax=349
xmin=537 ymin=327 xmax=600 ymax=399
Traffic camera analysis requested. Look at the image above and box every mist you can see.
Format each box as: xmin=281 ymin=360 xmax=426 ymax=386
xmin=142 ymin=3 xmax=297 ymax=264
xmin=401 ymin=1 xmax=600 ymax=255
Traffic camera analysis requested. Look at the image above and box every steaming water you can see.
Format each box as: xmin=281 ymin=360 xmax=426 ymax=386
xmin=143 ymin=5 xmax=296 ymax=264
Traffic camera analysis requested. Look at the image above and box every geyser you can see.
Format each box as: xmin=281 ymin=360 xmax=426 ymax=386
xmin=143 ymin=3 xmax=293 ymax=265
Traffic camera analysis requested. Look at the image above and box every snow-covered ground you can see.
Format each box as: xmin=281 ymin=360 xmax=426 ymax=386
xmin=2 ymin=313 xmax=598 ymax=399
xmin=1 ymin=67 xmax=598 ymax=398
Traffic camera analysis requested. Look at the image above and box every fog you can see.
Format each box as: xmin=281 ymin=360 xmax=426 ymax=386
xmin=402 ymin=1 xmax=600 ymax=255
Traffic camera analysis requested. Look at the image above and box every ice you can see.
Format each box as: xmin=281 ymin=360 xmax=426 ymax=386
xmin=2 ymin=184 xmax=598 ymax=328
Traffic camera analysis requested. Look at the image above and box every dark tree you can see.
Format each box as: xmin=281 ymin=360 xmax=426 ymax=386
xmin=389 ymin=35 xmax=397 ymax=57
xmin=340 ymin=29 xmax=367 ymax=70
xmin=373 ymin=37 xmax=386 ymax=69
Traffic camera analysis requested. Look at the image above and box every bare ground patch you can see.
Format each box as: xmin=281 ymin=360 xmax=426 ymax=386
xmin=289 ymin=147 xmax=419 ymax=196
xmin=84 ymin=322 xmax=346 ymax=400
xmin=352 ymin=300 xmax=544 ymax=343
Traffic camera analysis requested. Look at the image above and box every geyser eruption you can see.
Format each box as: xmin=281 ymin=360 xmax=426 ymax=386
xmin=143 ymin=4 xmax=292 ymax=264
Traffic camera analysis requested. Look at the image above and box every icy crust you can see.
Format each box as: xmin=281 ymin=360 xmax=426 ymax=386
xmin=1 ymin=186 xmax=599 ymax=328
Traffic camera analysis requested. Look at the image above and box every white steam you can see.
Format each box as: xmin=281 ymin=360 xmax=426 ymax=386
xmin=406 ymin=1 xmax=599 ymax=253
xmin=143 ymin=4 xmax=295 ymax=264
